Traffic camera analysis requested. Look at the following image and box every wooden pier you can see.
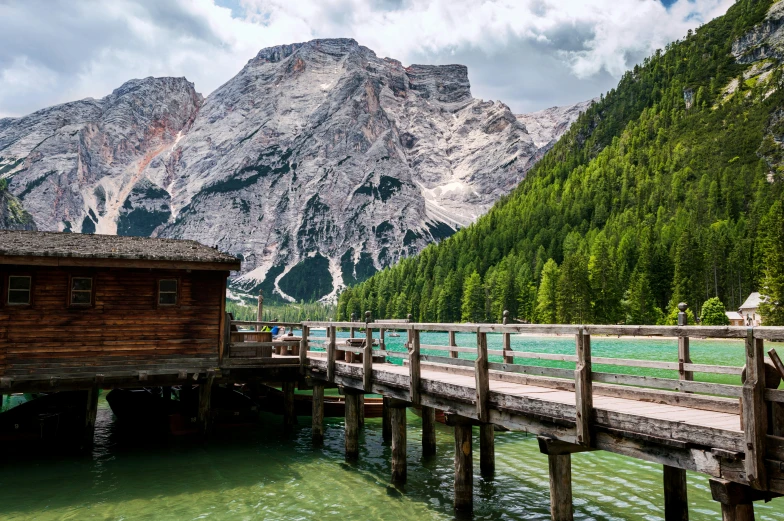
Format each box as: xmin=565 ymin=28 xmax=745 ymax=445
xmin=292 ymin=315 xmax=784 ymax=520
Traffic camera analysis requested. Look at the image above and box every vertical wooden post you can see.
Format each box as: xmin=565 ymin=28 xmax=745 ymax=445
xmin=312 ymin=384 xmax=324 ymax=445
xmin=449 ymin=330 xmax=458 ymax=359
xmin=422 ymin=405 xmax=436 ymax=457
xmin=677 ymin=303 xmax=693 ymax=385
xmin=382 ymin=396 xmax=392 ymax=444
xmin=742 ymin=328 xmax=767 ymax=490
xmin=327 ymin=326 xmax=336 ymax=382
xmin=283 ymin=380 xmax=297 ymax=434
xmin=663 ymin=465 xmax=689 ymax=521
xmin=359 ymin=394 xmax=365 ymax=428
xmin=391 ymin=403 xmax=407 ymax=484
xmin=379 ymin=327 xmax=386 ymax=353
xmin=364 ymin=312 xmax=373 ymax=392
xmin=300 ymin=324 xmax=309 ymax=374
xmin=350 ymin=313 xmax=356 ymax=339
xmin=480 ymin=423 xmax=495 ymax=477
xmin=503 ymin=310 xmax=514 ymax=365
xmin=548 ymin=454 xmax=574 ymax=521
xmin=574 ymin=328 xmax=593 ymax=447
xmin=344 ymin=389 xmax=360 ymax=461
xmin=408 ymin=327 xmax=421 ymax=405
xmin=475 ymin=330 xmax=490 ymax=423
xmin=454 ymin=422 xmax=473 ymax=512
xmin=82 ymin=385 xmax=99 ymax=450
xmin=710 ymin=479 xmax=758 ymax=521
xmin=768 ymin=348 xmax=784 ymax=437
xmin=198 ymin=371 xmax=215 ymax=437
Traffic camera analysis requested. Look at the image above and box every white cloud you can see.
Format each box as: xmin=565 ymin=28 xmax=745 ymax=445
xmin=0 ymin=0 xmax=735 ymax=117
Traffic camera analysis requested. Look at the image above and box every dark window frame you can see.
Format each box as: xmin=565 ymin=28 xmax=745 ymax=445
xmin=7 ymin=274 xmax=33 ymax=306
xmin=68 ymin=274 xmax=95 ymax=308
xmin=157 ymin=277 xmax=180 ymax=307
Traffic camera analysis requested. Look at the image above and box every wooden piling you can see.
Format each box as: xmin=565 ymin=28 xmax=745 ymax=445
xmin=198 ymin=372 xmax=215 ymax=437
xmin=312 ymin=384 xmax=324 ymax=444
xmin=82 ymin=385 xmax=99 ymax=450
xmin=283 ymin=380 xmax=297 ymax=433
xmin=382 ymin=396 xmax=392 ymax=443
xmin=422 ymin=405 xmax=436 ymax=457
xmin=548 ymin=453 xmax=573 ymax=521
xmin=663 ymin=465 xmax=688 ymax=521
xmin=709 ymin=479 xmax=763 ymax=521
xmin=480 ymin=423 xmax=495 ymax=477
xmin=358 ymin=394 xmax=365 ymax=428
xmin=454 ymin=422 xmax=473 ymax=512
xmin=391 ymin=403 xmax=407 ymax=484
xmin=344 ymin=389 xmax=360 ymax=460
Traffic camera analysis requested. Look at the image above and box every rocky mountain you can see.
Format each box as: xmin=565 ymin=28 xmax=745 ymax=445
xmin=0 ymin=38 xmax=591 ymax=302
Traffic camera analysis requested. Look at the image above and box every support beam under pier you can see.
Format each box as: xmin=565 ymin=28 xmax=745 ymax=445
xmin=663 ymin=465 xmax=688 ymax=521
xmin=390 ymin=401 xmax=407 ymax=484
xmin=453 ymin=420 xmax=473 ymax=513
xmin=479 ymin=423 xmax=494 ymax=477
xmin=282 ymin=381 xmax=297 ymax=434
xmin=709 ymin=478 xmax=781 ymax=521
xmin=312 ymin=384 xmax=324 ymax=445
xmin=548 ymin=454 xmax=573 ymax=521
xmin=382 ymin=396 xmax=392 ymax=444
xmin=81 ymin=385 xmax=99 ymax=451
xmin=421 ymin=406 xmax=436 ymax=457
xmin=344 ymin=389 xmax=361 ymax=461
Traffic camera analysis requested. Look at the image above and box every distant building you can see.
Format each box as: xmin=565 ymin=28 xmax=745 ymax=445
xmin=739 ymin=292 xmax=764 ymax=326
xmin=725 ymin=311 xmax=744 ymax=326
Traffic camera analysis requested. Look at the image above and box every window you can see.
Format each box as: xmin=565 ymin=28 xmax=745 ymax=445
xmin=158 ymin=279 xmax=178 ymax=305
xmin=8 ymin=276 xmax=31 ymax=305
xmin=70 ymin=277 xmax=93 ymax=306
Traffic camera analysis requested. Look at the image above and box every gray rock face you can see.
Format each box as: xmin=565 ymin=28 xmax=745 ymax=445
xmin=0 ymin=39 xmax=590 ymax=301
xmin=732 ymin=1 xmax=784 ymax=64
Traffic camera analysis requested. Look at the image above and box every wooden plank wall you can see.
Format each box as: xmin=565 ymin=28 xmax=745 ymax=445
xmin=0 ymin=265 xmax=226 ymax=377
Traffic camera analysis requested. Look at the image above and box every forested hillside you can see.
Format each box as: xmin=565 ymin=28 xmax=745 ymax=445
xmin=337 ymin=0 xmax=784 ymax=325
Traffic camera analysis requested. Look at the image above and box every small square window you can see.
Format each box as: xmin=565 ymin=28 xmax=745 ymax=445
xmin=8 ymin=276 xmax=31 ymax=305
xmin=70 ymin=277 xmax=93 ymax=306
xmin=159 ymin=279 xmax=178 ymax=306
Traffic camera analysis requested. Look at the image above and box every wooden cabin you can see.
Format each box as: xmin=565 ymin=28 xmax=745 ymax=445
xmin=0 ymin=231 xmax=240 ymax=387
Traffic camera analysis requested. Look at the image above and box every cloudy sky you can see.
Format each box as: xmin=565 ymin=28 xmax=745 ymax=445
xmin=0 ymin=0 xmax=735 ymax=118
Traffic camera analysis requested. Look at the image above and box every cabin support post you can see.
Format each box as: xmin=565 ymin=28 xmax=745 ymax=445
xmin=283 ymin=380 xmax=297 ymax=434
xmin=82 ymin=385 xmax=99 ymax=450
xmin=382 ymin=396 xmax=392 ymax=444
xmin=479 ymin=423 xmax=495 ymax=477
xmin=663 ymin=465 xmax=689 ymax=521
xmin=453 ymin=420 xmax=473 ymax=513
xmin=421 ymin=405 xmax=436 ymax=457
xmin=390 ymin=399 xmax=407 ymax=484
xmin=548 ymin=454 xmax=573 ymax=521
xmin=312 ymin=383 xmax=324 ymax=445
xmin=708 ymin=479 xmax=780 ymax=521
xmin=344 ymin=388 xmax=361 ymax=461
xmin=198 ymin=371 xmax=215 ymax=437
xmin=449 ymin=330 xmax=458 ymax=359
xmin=742 ymin=329 xmax=767 ymax=490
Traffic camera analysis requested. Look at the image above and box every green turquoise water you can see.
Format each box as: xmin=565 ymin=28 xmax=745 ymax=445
xmin=1 ymin=334 xmax=783 ymax=520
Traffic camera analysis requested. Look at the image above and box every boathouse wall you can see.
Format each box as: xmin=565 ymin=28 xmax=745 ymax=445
xmin=0 ymin=265 xmax=227 ymax=378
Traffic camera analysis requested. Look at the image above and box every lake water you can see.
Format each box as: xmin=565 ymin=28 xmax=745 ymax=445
xmin=1 ymin=334 xmax=783 ymax=520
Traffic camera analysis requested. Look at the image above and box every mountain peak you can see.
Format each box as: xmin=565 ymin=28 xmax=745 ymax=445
xmin=252 ymin=38 xmax=363 ymax=64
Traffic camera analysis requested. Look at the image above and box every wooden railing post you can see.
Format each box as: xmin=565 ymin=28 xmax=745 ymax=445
xmin=574 ymin=327 xmax=593 ymax=447
xmin=503 ymin=310 xmax=514 ymax=364
xmin=299 ymin=324 xmax=309 ymax=374
xmin=364 ymin=311 xmax=373 ymax=391
xmin=742 ymin=328 xmax=767 ymax=490
xmin=677 ymin=302 xmax=693 ymax=386
xmin=475 ymin=329 xmax=490 ymax=423
xmin=449 ymin=330 xmax=458 ymax=358
xmin=327 ymin=325 xmax=336 ymax=383
xmin=408 ymin=326 xmax=421 ymax=405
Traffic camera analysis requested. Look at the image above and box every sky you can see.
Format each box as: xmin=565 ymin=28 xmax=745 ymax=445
xmin=0 ymin=0 xmax=736 ymax=118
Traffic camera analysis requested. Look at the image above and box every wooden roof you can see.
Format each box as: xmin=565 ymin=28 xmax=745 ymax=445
xmin=0 ymin=231 xmax=241 ymax=271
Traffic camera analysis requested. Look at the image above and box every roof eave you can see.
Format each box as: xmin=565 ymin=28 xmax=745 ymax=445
xmin=0 ymin=254 xmax=241 ymax=272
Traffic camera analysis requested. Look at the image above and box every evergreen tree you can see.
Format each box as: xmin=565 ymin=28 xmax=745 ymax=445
xmin=589 ymin=232 xmax=621 ymax=324
xmin=759 ymin=201 xmax=784 ymax=325
xmin=557 ymin=253 xmax=592 ymax=324
xmin=672 ymin=229 xmax=704 ymax=314
xmin=461 ymin=271 xmax=486 ymax=322
xmin=700 ymin=297 xmax=730 ymax=325
xmin=535 ymin=259 xmax=559 ymax=323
